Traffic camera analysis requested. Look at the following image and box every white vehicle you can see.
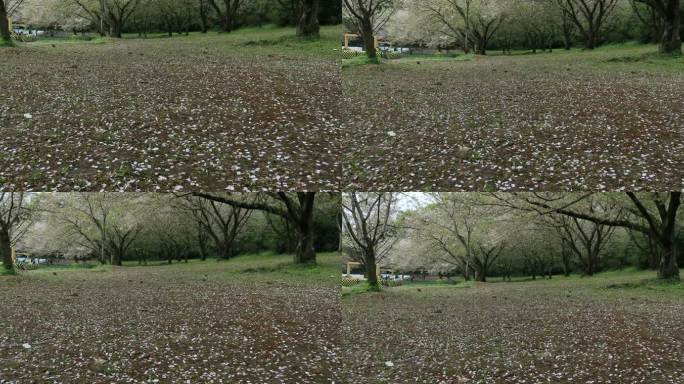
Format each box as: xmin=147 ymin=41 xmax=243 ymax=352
xmin=381 ymin=273 xmax=411 ymax=281
xmin=379 ymin=43 xmax=411 ymax=53
xmin=343 ymin=46 xmax=364 ymax=52
xmin=344 ymin=274 xmax=366 ymax=280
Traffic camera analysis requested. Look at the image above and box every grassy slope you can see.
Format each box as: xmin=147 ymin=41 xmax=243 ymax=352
xmin=23 ymin=25 xmax=343 ymax=57
xmin=3 ymin=251 xmax=341 ymax=286
xmin=345 ymin=43 xmax=684 ymax=71
xmin=343 ymin=268 xmax=684 ymax=297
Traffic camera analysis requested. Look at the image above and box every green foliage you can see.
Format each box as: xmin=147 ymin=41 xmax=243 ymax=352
xmin=342 ymin=55 xmax=381 ymax=69
xmin=605 ymin=277 xmax=684 ymax=294
xmin=342 ymin=283 xmax=379 ymax=298
xmin=0 ymin=265 xmax=18 ymax=276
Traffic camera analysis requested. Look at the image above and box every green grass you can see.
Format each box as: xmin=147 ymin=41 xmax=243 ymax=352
xmin=342 ymin=283 xmax=377 ymax=297
xmin=19 ymin=25 xmax=343 ymax=57
xmin=342 ymin=55 xmax=380 ymax=68
xmin=24 ymin=36 xmax=112 ymax=45
xmin=341 ymin=278 xmax=476 ymax=297
xmin=3 ymin=252 xmax=341 ymax=286
xmin=342 ymin=52 xmax=474 ymax=69
xmin=0 ymin=267 xmax=17 ymax=276
xmin=349 ymin=42 xmax=684 ymax=73
xmin=487 ymin=42 xmax=684 ymax=71
xmin=348 ymin=269 xmax=684 ymax=299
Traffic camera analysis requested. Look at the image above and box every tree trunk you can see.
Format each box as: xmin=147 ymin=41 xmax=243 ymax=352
xmin=0 ymin=229 xmax=13 ymax=271
xmin=218 ymin=240 xmax=233 ymax=259
xmin=297 ymin=0 xmax=320 ymax=38
xmin=659 ymin=1 xmax=682 ymax=54
xmin=586 ymin=249 xmax=597 ymax=276
xmin=585 ymin=29 xmax=596 ymax=49
xmin=293 ymin=214 xmax=316 ymax=264
xmin=111 ymin=21 xmax=122 ymax=38
xmin=475 ymin=266 xmax=487 ymax=282
xmin=365 ymin=250 xmax=379 ymax=290
xmin=198 ymin=234 xmax=208 ymax=261
xmin=361 ymin=19 xmax=377 ymax=60
xmin=0 ymin=1 xmax=12 ymax=44
xmin=199 ymin=0 xmax=209 ymax=33
xmin=659 ymin=236 xmax=680 ymax=279
xmin=219 ymin=0 xmax=237 ymax=33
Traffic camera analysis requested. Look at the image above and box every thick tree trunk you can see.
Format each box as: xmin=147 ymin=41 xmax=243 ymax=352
xmin=218 ymin=239 xmax=233 ymax=259
xmin=365 ymin=250 xmax=379 ymax=290
xmin=223 ymin=13 xmax=234 ymax=32
xmin=659 ymin=238 xmax=680 ymax=279
xmin=475 ymin=265 xmax=487 ymax=282
xmin=220 ymin=0 xmax=238 ymax=33
xmin=586 ymin=250 xmax=597 ymax=276
xmin=0 ymin=1 xmax=12 ymax=44
xmin=198 ymin=234 xmax=208 ymax=261
xmin=110 ymin=21 xmax=123 ymax=38
xmin=0 ymin=230 xmax=13 ymax=271
xmin=477 ymin=39 xmax=487 ymax=55
xmin=198 ymin=0 xmax=209 ymax=33
xmin=293 ymin=214 xmax=316 ymax=264
xmin=585 ymin=30 xmax=596 ymax=49
xmin=659 ymin=1 xmax=682 ymax=54
xmin=361 ymin=20 xmax=377 ymax=60
xmin=297 ymin=0 xmax=320 ymax=38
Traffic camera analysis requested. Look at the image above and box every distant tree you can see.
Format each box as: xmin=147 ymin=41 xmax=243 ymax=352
xmin=422 ymin=0 xmax=505 ymax=55
xmin=555 ymin=0 xmax=620 ymax=49
xmin=198 ymin=0 xmax=211 ymax=33
xmin=176 ymin=195 xmax=251 ymax=260
xmin=207 ymin=0 xmax=241 ymax=32
xmin=422 ymin=193 xmax=506 ymax=282
xmin=634 ymin=0 xmax=681 ymax=53
xmin=0 ymin=193 xmax=32 ymax=271
xmin=192 ymin=192 xmax=319 ymax=264
xmin=43 ymin=193 xmax=144 ymax=266
xmin=297 ymin=0 xmax=320 ymax=37
xmin=343 ymin=0 xmax=395 ymax=60
xmin=342 ymin=192 xmax=398 ymax=290
xmin=0 ymin=0 xmax=12 ymax=44
xmin=493 ymin=192 xmax=682 ymax=280
xmin=553 ymin=214 xmax=617 ymax=276
xmin=72 ymin=0 xmax=142 ymax=37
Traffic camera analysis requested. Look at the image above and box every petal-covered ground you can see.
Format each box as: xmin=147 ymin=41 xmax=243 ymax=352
xmin=0 ymin=27 xmax=341 ymax=191
xmin=342 ymin=47 xmax=684 ymax=191
xmin=341 ymin=272 xmax=684 ymax=383
xmin=0 ymin=253 xmax=341 ymax=383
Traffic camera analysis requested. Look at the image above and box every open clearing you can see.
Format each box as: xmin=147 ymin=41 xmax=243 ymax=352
xmin=0 ymin=253 xmax=340 ymax=383
xmin=341 ymin=270 xmax=684 ymax=383
xmin=0 ymin=26 xmax=341 ymax=191
xmin=342 ymin=45 xmax=684 ymax=191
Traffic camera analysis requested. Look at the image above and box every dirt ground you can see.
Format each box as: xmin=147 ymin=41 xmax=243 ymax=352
xmin=341 ymin=272 xmax=684 ymax=383
xmin=342 ymin=47 xmax=684 ymax=191
xmin=0 ymin=254 xmax=341 ymax=383
xmin=0 ymin=27 xmax=341 ymax=191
